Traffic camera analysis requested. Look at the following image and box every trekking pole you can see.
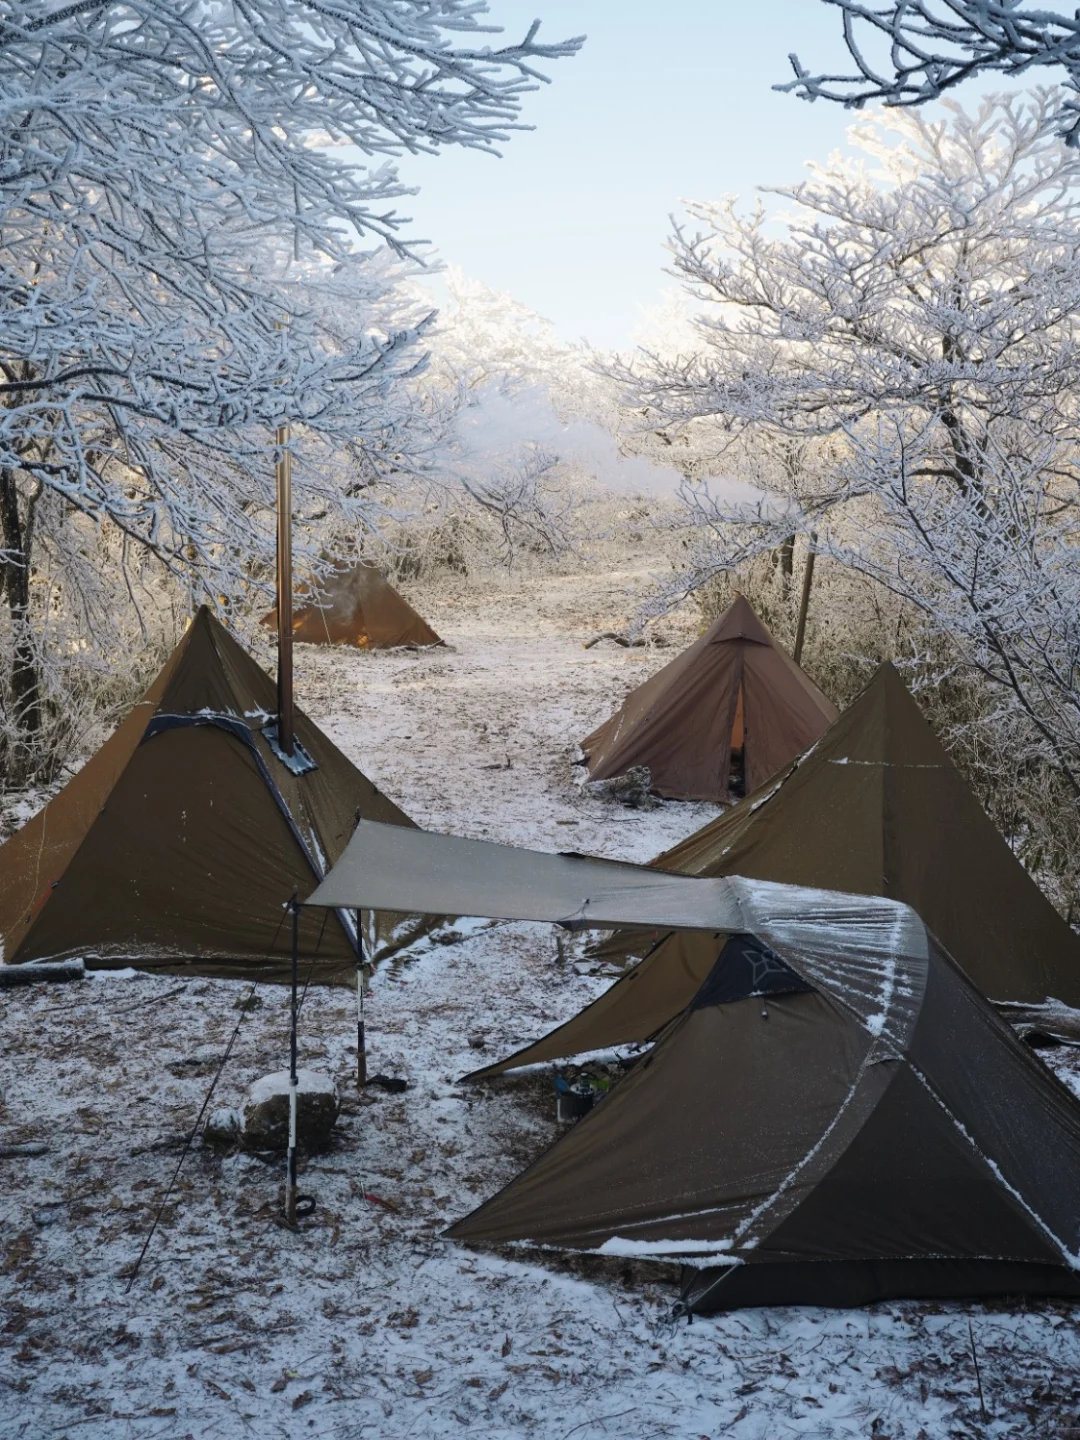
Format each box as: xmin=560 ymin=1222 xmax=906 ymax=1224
xmin=285 ymin=894 xmax=299 ymax=1228
xmin=356 ymin=907 xmax=368 ymax=1088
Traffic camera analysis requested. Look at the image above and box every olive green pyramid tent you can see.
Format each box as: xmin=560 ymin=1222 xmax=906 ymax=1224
xmin=450 ymin=901 xmax=1080 ymax=1313
xmin=469 ymin=661 xmax=1080 ymax=1080
xmin=0 ymin=607 xmax=424 ymax=983
xmin=580 ymin=594 xmax=837 ymax=802
xmin=303 ymin=820 xmax=1080 ymax=1312
xmin=261 ymin=559 xmax=440 ymax=649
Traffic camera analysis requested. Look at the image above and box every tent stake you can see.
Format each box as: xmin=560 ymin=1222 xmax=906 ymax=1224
xmin=275 ymin=417 xmax=295 ymax=757
xmin=792 ymin=531 xmax=817 ymax=665
xmin=356 ymin=908 xmax=368 ymax=1088
xmin=285 ymin=895 xmax=299 ymax=1228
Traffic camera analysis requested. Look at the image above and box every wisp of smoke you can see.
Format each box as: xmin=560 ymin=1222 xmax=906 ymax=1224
xmin=452 ymin=385 xmax=767 ymax=508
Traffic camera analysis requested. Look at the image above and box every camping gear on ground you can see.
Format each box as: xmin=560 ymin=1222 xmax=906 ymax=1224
xmin=304 ymin=820 xmax=1080 ymax=1312
xmin=0 ymin=960 xmax=84 ymax=988
xmin=554 ymin=1075 xmax=596 ymax=1122
xmin=580 ymin=594 xmax=837 ymax=803
xmin=0 ymin=608 xmax=428 ymax=982
xmin=469 ymin=662 xmax=1080 ymax=1081
xmin=261 ymin=559 xmax=441 ymax=649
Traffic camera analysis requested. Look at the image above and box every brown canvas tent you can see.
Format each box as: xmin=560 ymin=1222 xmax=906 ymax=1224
xmin=580 ymin=594 xmax=837 ymax=801
xmin=306 ymin=822 xmax=1080 ymax=1311
xmin=0 ymin=607 xmax=425 ymax=983
xmin=470 ymin=663 xmax=1080 ymax=1079
xmin=261 ymin=559 xmax=440 ymax=649
xmin=451 ymin=904 xmax=1080 ymax=1313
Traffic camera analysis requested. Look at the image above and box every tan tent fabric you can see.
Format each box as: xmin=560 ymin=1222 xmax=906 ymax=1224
xmin=306 ymin=823 xmax=1080 ymax=1308
xmin=646 ymin=661 xmax=1080 ymax=1005
xmin=261 ymin=560 xmax=440 ymax=649
xmin=580 ymin=595 xmax=837 ymax=801
xmin=466 ymin=927 xmax=723 ymax=1079
xmin=448 ymin=915 xmax=1080 ymax=1312
xmin=469 ymin=662 xmax=1080 ymax=1079
xmin=0 ymin=607 xmax=427 ymax=983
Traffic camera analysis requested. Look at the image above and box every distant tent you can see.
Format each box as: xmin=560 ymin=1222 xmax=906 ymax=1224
xmin=261 ymin=560 xmax=441 ymax=649
xmin=469 ymin=662 xmax=1080 ymax=1078
xmin=450 ymin=899 xmax=1080 ymax=1313
xmin=580 ymin=595 xmax=837 ymax=802
xmin=0 ymin=607 xmax=425 ymax=983
xmin=302 ymin=820 xmax=1080 ymax=1312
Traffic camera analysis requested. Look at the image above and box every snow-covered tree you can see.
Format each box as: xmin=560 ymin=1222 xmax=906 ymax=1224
xmin=616 ymin=94 xmax=1080 ymax=791
xmin=0 ymin=2 xmax=582 ymax=780
xmin=785 ymin=1 xmax=1080 ymax=145
xmin=420 ymin=271 xmax=719 ymax=566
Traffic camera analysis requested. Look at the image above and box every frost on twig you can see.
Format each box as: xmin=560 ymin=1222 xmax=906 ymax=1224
xmin=617 ymin=94 xmax=1080 ymax=803
xmin=0 ymin=2 xmax=584 ymax=779
xmin=782 ymin=1 xmax=1080 ymax=145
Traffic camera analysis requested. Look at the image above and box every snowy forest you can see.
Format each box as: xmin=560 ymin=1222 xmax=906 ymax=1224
xmin=7 ymin=3 xmax=1080 ymax=1438
xmin=7 ymin=5 xmax=1080 ymax=916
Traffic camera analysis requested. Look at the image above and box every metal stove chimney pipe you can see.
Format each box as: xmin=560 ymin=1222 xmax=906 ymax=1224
xmin=275 ymin=419 xmax=295 ymax=756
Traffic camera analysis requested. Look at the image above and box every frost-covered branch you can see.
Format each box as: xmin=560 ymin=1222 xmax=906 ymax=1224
xmin=2 ymin=1 xmax=584 ymax=249
xmin=616 ymin=95 xmax=1080 ymax=787
xmin=0 ymin=2 xmax=584 ymax=782
xmin=783 ymin=1 xmax=1080 ymax=144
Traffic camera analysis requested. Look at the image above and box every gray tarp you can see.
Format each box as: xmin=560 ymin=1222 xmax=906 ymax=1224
xmin=304 ymin=819 xmax=748 ymax=931
xmin=305 ymin=820 xmax=930 ymax=1040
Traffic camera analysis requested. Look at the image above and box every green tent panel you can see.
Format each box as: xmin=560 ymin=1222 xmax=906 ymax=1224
xmin=468 ymin=662 xmax=1080 ymax=1081
xmin=450 ymin=923 xmax=1080 ymax=1311
xmin=0 ymin=607 xmax=425 ymax=982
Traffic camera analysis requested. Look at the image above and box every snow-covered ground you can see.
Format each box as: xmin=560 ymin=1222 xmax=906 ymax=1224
xmin=3 ymin=560 xmax=1080 ymax=1439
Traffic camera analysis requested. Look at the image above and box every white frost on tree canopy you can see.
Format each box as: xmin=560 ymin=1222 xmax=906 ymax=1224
xmin=0 ymin=2 xmax=582 ymax=778
xmin=614 ymin=93 xmax=1080 ymax=794
xmin=784 ymin=1 xmax=1080 ymax=146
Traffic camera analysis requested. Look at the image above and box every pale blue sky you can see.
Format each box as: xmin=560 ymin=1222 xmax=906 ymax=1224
xmin=397 ymin=2 xmax=882 ymax=350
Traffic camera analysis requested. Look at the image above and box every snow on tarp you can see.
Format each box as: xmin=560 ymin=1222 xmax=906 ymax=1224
xmin=306 ymin=819 xmax=927 ymax=1046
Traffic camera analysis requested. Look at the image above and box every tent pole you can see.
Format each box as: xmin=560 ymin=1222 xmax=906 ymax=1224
xmin=356 ymin=907 xmax=367 ymax=1089
xmin=285 ymin=895 xmax=299 ymax=1228
xmin=275 ymin=418 xmax=295 ymax=757
xmin=792 ymin=531 xmax=817 ymax=665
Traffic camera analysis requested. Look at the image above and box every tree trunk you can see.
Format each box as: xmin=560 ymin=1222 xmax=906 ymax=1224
xmin=793 ymin=533 xmax=817 ymax=665
xmin=773 ymin=534 xmax=795 ymax=596
xmin=0 ymin=467 xmax=43 ymax=763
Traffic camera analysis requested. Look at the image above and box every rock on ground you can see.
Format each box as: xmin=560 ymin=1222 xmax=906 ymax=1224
xmin=240 ymin=1070 xmax=340 ymax=1151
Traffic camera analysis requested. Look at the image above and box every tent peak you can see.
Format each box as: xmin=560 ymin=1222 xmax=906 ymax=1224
xmin=844 ymin=660 xmax=942 ymax=755
xmin=706 ymin=594 xmax=774 ymax=646
xmin=866 ymin=658 xmax=908 ymax=689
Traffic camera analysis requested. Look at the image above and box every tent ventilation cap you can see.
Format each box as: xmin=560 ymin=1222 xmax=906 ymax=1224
xmin=263 ymin=721 xmax=318 ymax=775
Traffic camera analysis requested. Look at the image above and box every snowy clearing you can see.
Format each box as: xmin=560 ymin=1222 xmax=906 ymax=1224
xmin=3 ymin=561 xmax=1080 ymax=1439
